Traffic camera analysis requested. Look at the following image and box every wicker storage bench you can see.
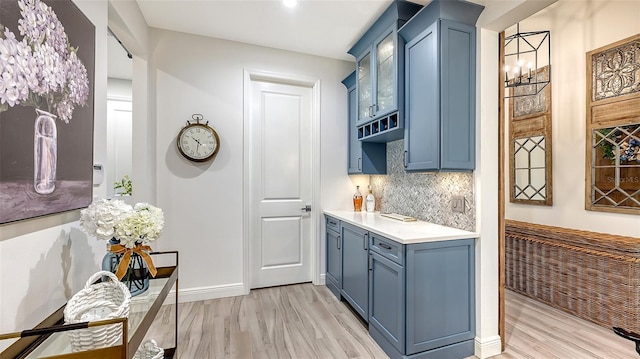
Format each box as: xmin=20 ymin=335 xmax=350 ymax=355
xmin=506 ymin=220 xmax=640 ymax=332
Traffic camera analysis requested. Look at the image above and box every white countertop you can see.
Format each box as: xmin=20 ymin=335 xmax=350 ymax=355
xmin=324 ymin=210 xmax=478 ymax=245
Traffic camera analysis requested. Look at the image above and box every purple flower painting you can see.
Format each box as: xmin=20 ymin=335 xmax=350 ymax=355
xmin=0 ymin=0 xmax=95 ymax=224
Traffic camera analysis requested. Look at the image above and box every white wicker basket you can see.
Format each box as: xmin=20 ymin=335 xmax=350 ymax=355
xmin=63 ymin=271 xmax=131 ymax=352
xmin=133 ymin=339 xmax=164 ymax=359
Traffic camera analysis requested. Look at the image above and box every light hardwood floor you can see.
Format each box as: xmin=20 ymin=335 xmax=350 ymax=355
xmin=145 ymin=284 xmax=637 ymax=358
xmin=488 ymin=290 xmax=637 ymax=359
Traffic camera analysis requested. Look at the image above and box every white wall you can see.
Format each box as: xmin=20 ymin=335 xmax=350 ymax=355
xmin=148 ymin=28 xmax=353 ymax=300
xmin=0 ymin=0 xmax=109 ymax=341
xmin=504 ymin=0 xmax=640 ymax=237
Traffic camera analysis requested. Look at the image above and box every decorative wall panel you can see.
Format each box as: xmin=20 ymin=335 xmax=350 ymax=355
xmin=592 ymin=39 xmax=640 ymax=101
xmin=586 ymin=34 xmax=640 ymax=215
xmin=509 ymin=65 xmax=553 ymax=206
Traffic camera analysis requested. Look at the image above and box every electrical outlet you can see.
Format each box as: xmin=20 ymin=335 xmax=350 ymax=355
xmin=452 ymin=196 xmax=465 ymax=214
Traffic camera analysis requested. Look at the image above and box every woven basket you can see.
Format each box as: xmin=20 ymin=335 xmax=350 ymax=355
xmin=133 ymin=339 xmax=164 ymax=359
xmin=64 ymin=271 xmax=131 ymax=352
xmin=506 ymin=220 xmax=640 ymax=332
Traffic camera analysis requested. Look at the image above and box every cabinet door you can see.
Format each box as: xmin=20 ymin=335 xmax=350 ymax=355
xmin=374 ymin=26 xmax=397 ymax=119
xmin=369 ymin=251 xmax=405 ymax=354
xmin=356 ymin=51 xmax=374 ymax=125
xmin=440 ymin=20 xmax=476 ymax=170
xmin=340 ymin=223 xmax=369 ymax=321
xmin=326 ymin=228 xmax=342 ymax=298
xmin=404 ymin=21 xmax=440 ymax=171
xmin=405 ymin=239 xmax=475 ymax=354
xmin=347 ymin=82 xmax=363 ymax=174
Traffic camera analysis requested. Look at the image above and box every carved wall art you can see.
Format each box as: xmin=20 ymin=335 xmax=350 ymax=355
xmin=592 ymin=38 xmax=640 ymax=101
xmin=586 ymin=34 xmax=640 ymax=215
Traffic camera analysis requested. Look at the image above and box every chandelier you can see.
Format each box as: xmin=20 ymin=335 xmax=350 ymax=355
xmin=504 ymin=23 xmax=551 ymax=98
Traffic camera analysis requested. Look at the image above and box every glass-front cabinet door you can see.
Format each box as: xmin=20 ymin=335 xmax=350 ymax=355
xmin=356 ymin=27 xmax=398 ymax=126
xmin=375 ymin=30 xmax=395 ymax=118
xmin=357 ymin=52 xmax=373 ymax=124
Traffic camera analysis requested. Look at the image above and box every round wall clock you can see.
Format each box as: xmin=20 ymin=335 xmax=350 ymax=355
xmin=177 ymin=114 xmax=220 ymax=162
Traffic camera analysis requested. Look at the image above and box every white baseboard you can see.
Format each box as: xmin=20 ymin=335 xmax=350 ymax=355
xmin=475 ymin=335 xmax=502 ymax=359
xmin=163 ymin=282 xmax=245 ymax=304
xmin=317 ymin=273 xmax=326 ymax=285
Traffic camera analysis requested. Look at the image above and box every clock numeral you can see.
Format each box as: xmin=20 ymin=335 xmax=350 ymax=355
xmin=196 ymin=128 xmax=201 ymax=133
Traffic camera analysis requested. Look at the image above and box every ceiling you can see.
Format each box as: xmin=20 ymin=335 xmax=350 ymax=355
xmin=108 ymin=0 xmax=493 ymax=80
xmin=135 ymin=0 xmax=432 ymax=61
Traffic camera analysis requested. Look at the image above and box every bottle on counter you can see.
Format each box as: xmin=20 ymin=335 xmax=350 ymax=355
xmin=366 ymin=187 xmax=375 ymax=213
xmin=353 ymin=185 xmax=363 ymax=212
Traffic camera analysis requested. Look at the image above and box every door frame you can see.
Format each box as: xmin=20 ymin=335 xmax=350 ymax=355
xmin=242 ymin=69 xmax=321 ymax=294
xmin=498 ymin=31 xmax=506 ymax=351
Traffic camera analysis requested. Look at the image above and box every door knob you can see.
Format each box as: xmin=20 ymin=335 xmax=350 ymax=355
xmin=300 ymin=205 xmax=311 ymax=212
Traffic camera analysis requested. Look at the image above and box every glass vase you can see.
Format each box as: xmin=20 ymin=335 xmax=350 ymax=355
xmin=102 ymin=239 xmax=150 ymax=296
xmin=34 ymin=109 xmax=57 ymax=194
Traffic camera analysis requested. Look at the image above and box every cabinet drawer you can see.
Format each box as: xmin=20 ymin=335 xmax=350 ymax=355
xmin=370 ymin=233 xmax=404 ymax=266
xmin=326 ymin=216 xmax=340 ymax=233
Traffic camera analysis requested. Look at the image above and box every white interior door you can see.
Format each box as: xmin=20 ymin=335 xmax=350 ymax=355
xmin=249 ymin=79 xmax=313 ymax=289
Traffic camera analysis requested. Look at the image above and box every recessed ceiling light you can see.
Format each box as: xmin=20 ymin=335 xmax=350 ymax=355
xmin=283 ymin=0 xmax=297 ymax=8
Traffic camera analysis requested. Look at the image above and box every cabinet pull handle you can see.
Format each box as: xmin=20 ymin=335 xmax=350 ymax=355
xmin=403 ymin=150 xmax=408 ymax=168
xmin=369 ymin=254 xmax=372 ymax=271
xmin=329 ymin=220 xmax=336 ymax=226
xmin=337 ymin=235 xmax=341 ymax=250
xmin=358 ymin=157 xmax=362 ymax=171
xmin=363 ymin=233 xmax=368 ymax=250
xmin=379 ymin=242 xmax=392 ymax=250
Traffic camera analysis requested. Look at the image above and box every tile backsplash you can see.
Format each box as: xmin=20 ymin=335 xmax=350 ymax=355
xmin=370 ymin=140 xmax=475 ymax=231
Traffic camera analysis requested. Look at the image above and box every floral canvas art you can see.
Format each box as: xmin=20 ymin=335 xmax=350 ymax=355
xmin=0 ymin=0 xmax=95 ymax=224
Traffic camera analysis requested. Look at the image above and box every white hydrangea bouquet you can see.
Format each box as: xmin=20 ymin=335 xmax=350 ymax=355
xmin=80 ymin=199 xmax=164 ymax=280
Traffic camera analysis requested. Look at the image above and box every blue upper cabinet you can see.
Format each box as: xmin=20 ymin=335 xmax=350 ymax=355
xmin=343 ymin=72 xmax=386 ymax=174
xmin=399 ymin=0 xmax=483 ymax=171
xmin=348 ymin=0 xmax=422 ymax=142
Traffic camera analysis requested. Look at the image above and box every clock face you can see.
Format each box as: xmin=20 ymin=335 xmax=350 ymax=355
xmin=178 ymin=124 xmax=219 ymax=162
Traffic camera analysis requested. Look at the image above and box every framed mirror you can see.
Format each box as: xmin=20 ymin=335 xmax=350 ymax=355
xmin=509 ymin=66 xmax=553 ymax=206
xmin=590 ymin=124 xmax=640 ymax=211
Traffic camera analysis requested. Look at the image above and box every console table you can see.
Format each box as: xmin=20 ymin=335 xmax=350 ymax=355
xmin=0 ymin=251 xmax=178 ymax=359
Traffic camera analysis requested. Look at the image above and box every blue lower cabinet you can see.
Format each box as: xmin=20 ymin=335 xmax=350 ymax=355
xmin=324 ymin=216 xmax=475 ymax=358
xmin=406 ymin=239 xmax=475 ymax=356
xmin=369 ymin=237 xmax=475 ymax=359
xmin=341 ymin=223 xmax=370 ymax=321
xmin=369 ymin=251 xmax=405 ymax=354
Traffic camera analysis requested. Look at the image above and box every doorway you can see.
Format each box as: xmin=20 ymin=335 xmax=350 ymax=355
xmin=244 ymin=71 xmax=319 ymax=290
